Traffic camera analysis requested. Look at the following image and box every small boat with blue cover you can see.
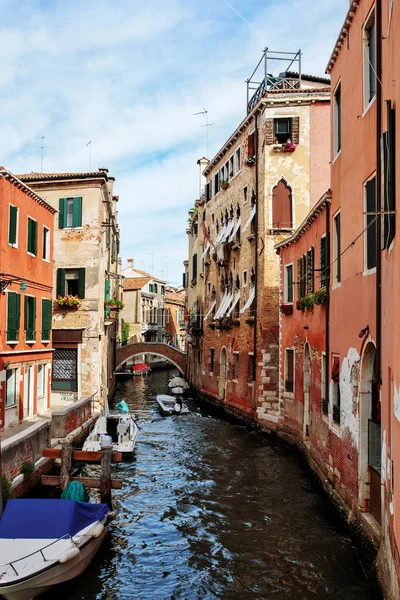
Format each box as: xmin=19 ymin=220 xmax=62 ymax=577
xmin=0 ymin=498 xmax=110 ymax=600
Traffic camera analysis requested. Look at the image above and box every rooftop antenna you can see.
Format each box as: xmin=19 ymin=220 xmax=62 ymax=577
xmin=193 ymin=109 xmax=214 ymax=159
xmin=146 ymin=253 xmax=154 ymax=276
xmin=35 ymin=136 xmax=44 ymax=172
xmin=162 ymin=255 xmax=168 ymax=284
xmin=86 ymin=141 xmax=92 ymax=170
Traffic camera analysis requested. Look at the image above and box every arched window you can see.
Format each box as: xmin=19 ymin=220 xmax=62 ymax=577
xmin=272 ymin=179 xmax=293 ymax=229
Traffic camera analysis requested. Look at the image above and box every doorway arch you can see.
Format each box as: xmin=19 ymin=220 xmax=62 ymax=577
xmin=219 ymin=347 xmax=227 ymax=401
xmin=303 ymin=343 xmax=311 ymax=439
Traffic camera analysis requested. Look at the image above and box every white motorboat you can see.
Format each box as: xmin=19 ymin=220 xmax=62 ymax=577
xmin=83 ymin=407 xmax=139 ymax=457
xmin=0 ymin=498 xmax=110 ymax=600
xmin=168 ymin=376 xmax=189 ymax=396
xmin=156 ymin=394 xmax=189 ymax=417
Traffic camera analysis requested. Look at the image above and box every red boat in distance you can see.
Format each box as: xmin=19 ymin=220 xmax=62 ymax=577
xmin=133 ymin=362 xmax=151 ymax=376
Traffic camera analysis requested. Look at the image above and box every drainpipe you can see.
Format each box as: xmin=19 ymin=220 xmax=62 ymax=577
xmin=376 ymin=0 xmax=382 ymax=387
xmin=252 ymin=112 xmax=259 ymax=410
xmin=325 ymin=197 xmax=331 ymax=407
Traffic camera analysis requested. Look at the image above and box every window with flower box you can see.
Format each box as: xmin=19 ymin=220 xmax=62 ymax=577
xmin=56 ymin=268 xmax=85 ymax=299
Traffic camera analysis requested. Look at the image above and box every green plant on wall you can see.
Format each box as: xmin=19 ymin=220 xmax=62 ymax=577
xmin=20 ymin=460 xmax=35 ymax=479
xmin=121 ymin=321 xmax=130 ymax=346
xmin=2 ymin=476 xmax=12 ymax=501
xmin=296 ymin=289 xmax=328 ymax=312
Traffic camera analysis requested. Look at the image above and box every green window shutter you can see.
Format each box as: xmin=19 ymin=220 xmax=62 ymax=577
xmin=32 ymin=297 xmax=36 ymax=330
xmin=78 ymin=268 xmax=86 ymax=299
xmin=9 ymin=206 xmax=17 ymax=245
xmin=7 ymin=293 xmax=17 ymax=333
xmin=32 ymin=220 xmax=37 ymax=255
xmin=16 ymin=293 xmax=20 ymax=331
xmin=27 ymin=219 xmax=32 ymax=253
xmin=105 ymin=279 xmax=111 ymax=300
xmin=59 ymin=198 xmax=67 ymax=229
xmin=42 ymin=299 xmax=52 ymax=339
xmin=24 ymin=296 xmax=29 ymax=330
xmin=73 ymin=197 xmax=82 ymax=228
xmin=149 ymin=284 xmax=153 ymax=293
xmin=56 ymin=268 xmax=66 ymax=297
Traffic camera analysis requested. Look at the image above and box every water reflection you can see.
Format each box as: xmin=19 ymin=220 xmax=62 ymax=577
xmin=42 ymin=368 xmax=376 ymax=599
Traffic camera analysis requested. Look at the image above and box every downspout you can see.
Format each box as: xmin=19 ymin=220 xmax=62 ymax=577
xmin=325 ymin=197 xmax=331 ymax=407
xmin=252 ymin=112 xmax=259 ymax=410
xmin=376 ymin=0 xmax=382 ymax=387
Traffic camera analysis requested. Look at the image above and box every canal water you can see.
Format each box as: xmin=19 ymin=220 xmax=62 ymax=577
xmin=42 ymin=368 xmax=378 ymax=600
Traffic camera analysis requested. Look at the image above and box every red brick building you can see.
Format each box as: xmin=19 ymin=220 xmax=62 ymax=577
xmin=0 ymin=168 xmax=55 ymax=430
xmin=164 ymin=287 xmax=186 ymax=350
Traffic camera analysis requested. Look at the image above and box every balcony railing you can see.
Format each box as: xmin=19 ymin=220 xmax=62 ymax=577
xmin=41 ymin=329 xmax=51 ymax=342
xmin=25 ymin=328 xmax=36 ymax=342
xmin=6 ymin=329 xmax=19 ymax=343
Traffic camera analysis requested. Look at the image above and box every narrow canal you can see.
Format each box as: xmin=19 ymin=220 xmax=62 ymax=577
xmin=44 ymin=368 xmax=377 ymax=600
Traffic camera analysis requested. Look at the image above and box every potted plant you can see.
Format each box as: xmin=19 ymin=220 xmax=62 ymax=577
xmin=105 ymin=299 xmax=125 ymax=310
xmin=280 ymin=303 xmax=294 ymax=315
xmin=282 ymin=140 xmax=296 ymax=152
xmin=220 ymin=179 xmax=229 ymax=190
xmin=57 ymin=295 xmax=81 ymax=308
xmin=246 ymin=156 xmax=256 ymax=166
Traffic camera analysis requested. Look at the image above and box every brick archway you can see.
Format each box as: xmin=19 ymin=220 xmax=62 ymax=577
xmin=116 ymin=342 xmax=187 ymax=375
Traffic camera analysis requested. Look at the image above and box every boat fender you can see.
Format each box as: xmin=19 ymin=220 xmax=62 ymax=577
xmin=59 ymin=547 xmax=80 ymax=563
xmin=91 ymin=523 xmax=105 ymax=538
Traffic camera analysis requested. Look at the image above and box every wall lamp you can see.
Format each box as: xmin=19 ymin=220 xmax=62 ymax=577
xmin=0 ymin=273 xmax=27 ymax=293
xmin=359 ymin=325 xmax=369 ymax=338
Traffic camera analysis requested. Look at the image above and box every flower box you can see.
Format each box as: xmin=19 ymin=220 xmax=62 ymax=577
xmin=57 ymin=295 xmax=81 ymax=308
xmin=105 ymin=299 xmax=124 ymax=310
xmin=280 ymin=304 xmax=293 ymax=315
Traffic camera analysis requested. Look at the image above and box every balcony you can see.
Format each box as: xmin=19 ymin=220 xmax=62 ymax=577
xmin=25 ymin=328 xmax=36 ymax=343
xmin=6 ymin=329 xmax=19 ymax=344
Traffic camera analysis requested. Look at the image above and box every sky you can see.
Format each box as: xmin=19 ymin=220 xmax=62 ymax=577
xmin=0 ymin=0 xmax=348 ymax=286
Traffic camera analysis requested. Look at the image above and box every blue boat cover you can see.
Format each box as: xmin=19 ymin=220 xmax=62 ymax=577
xmin=0 ymin=500 xmax=109 ymax=539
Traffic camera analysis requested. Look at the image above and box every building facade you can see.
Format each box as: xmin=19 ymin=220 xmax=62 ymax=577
xmin=164 ymin=287 xmax=186 ymax=350
xmin=18 ymin=169 xmax=121 ymax=405
xmin=187 ymin=69 xmax=331 ymax=426
xmin=0 ymin=168 xmax=55 ymax=430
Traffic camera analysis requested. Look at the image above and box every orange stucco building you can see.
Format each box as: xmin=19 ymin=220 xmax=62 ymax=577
xmin=0 ymin=169 xmax=55 ymax=430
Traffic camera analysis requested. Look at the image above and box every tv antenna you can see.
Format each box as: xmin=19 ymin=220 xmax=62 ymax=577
xmin=146 ymin=253 xmax=154 ymax=276
xmin=193 ymin=109 xmax=214 ymax=159
xmin=86 ymin=141 xmax=92 ymax=170
xmin=35 ymin=136 xmax=44 ymax=172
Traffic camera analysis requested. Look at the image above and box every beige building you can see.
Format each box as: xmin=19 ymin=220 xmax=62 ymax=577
xmin=186 ymin=56 xmax=331 ymax=426
xmin=18 ymin=169 xmax=121 ymax=405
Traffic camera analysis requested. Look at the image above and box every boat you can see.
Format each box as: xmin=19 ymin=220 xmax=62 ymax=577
xmin=0 ymin=498 xmax=110 ymax=600
xmin=83 ymin=401 xmax=139 ymax=457
xmin=156 ymin=394 xmax=189 ymax=417
xmin=149 ymin=358 xmax=170 ymax=370
xmin=113 ymin=370 xmax=133 ymax=380
xmin=168 ymin=375 xmax=189 ymax=396
xmin=132 ymin=362 xmax=151 ymax=376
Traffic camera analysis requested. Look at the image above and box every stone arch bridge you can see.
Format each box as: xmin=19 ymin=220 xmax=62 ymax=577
xmin=116 ymin=342 xmax=187 ymax=375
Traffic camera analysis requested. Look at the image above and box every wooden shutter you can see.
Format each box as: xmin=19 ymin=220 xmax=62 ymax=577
xmin=78 ymin=268 xmax=86 ymax=299
xmin=105 ymin=279 xmax=110 ymax=300
xmin=297 ymin=259 xmax=302 ymax=299
xmin=366 ymin=178 xmax=377 ymax=269
xmin=24 ymin=296 xmax=29 ymax=330
xmin=25 ymin=296 xmax=36 ymax=331
xmin=307 ymin=247 xmax=314 ymax=293
xmin=272 ymin=180 xmax=292 ymax=229
xmin=42 ymin=299 xmax=52 ymax=338
xmin=32 ymin=220 xmax=37 ymax=255
xmin=320 ymin=237 xmax=327 ymax=288
xmin=7 ymin=292 xmax=17 ymax=334
xmin=8 ymin=206 xmax=17 ymax=245
xmin=247 ymin=132 xmax=255 ymax=157
xmin=265 ymin=118 xmax=274 ymax=145
xmin=73 ymin=197 xmax=82 ymax=228
xmin=56 ymin=268 xmax=66 ymax=297
xmin=291 ymin=117 xmax=300 ymax=144
xmin=287 ymin=265 xmax=293 ymax=303
xmin=192 ymin=253 xmax=198 ymax=279
xmin=59 ymin=198 xmax=67 ymax=229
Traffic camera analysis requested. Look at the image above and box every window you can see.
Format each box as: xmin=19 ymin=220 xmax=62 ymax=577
xmin=332 ymin=355 xmax=341 ymax=425
xmin=284 ymin=264 xmax=294 ymax=303
xmin=41 ymin=299 xmax=52 ymax=341
xmin=320 ymin=236 xmax=327 ymax=288
xmin=333 ymin=83 xmax=341 ymax=156
xmin=24 ymin=296 xmax=36 ymax=342
xmin=307 ymin=247 xmax=314 ymax=294
xmin=27 ymin=217 xmax=37 ymax=256
xmin=161 ymin=285 xmax=165 ymax=295
xmin=205 ymin=182 xmax=211 ymax=202
xmin=297 ymin=255 xmax=307 ymax=298
xmin=333 ymin=213 xmax=341 ymax=284
xmin=149 ymin=283 xmax=154 ymax=293
xmin=42 ymin=227 xmax=50 ymax=261
xmin=285 ymin=349 xmax=294 ymax=392
xmin=274 ymin=118 xmax=292 ymax=144
xmin=7 ymin=292 xmax=20 ymax=343
xmin=363 ymin=10 xmax=376 ymax=108
xmin=235 ymin=147 xmax=241 ymax=174
xmin=154 ymin=283 xmax=158 ymax=293
xmin=233 ymin=353 xmax=239 ymax=380
xmin=8 ymin=205 xmax=18 ymax=246
xmin=6 ymin=369 xmax=17 ymax=408
xmin=322 ymin=353 xmax=328 ymax=416
xmin=243 ymin=270 xmax=248 ymax=287
xmin=214 ymin=172 xmax=220 ymax=195
xmin=247 ymin=132 xmax=255 ymax=158
xmin=229 ymin=156 xmax=234 ymax=178
xmin=382 ymin=103 xmax=396 ymax=248
xmin=209 ymin=348 xmax=215 ymax=373
xmin=59 ymin=197 xmax=83 ymax=229
xmin=37 ymin=364 xmax=45 ymax=397
xmin=272 ymin=179 xmax=293 ymax=229
xmin=365 ymin=176 xmax=377 ymax=270
xmin=192 ymin=253 xmax=198 ymax=280
xmin=247 ymin=354 xmax=255 ymax=383
xmin=243 ymin=186 xmax=248 ymax=204
xmin=52 ymin=348 xmax=78 ymax=391
xmin=56 ymin=268 xmax=85 ymax=298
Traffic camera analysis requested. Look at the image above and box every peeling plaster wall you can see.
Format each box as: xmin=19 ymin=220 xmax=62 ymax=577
xmin=339 ymin=348 xmax=360 ymax=449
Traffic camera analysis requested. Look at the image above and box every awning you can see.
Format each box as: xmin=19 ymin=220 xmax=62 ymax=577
xmin=223 ymin=219 xmax=234 ymax=242
xmin=227 ymin=291 xmax=240 ymax=316
xmin=215 ymin=223 xmax=227 ymax=245
xmin=229 ymin=217 xmax=241 ymax=242
xmin=202 ymin=241 xmax=210 ymax=258
xmin=242 ymin=205 xmax=256 ymax=233
xmin=216 ymin=244 xmax=226 ymax=262
xmin=214 ymin=292 xmax=233 ymax=320
xmin=332 ymin=357 xmax=340 ymax=383
xmin=204 ymin=299 xmax=216 ymax=321
xmin=240 ymin=286 xmax=255 ymax=313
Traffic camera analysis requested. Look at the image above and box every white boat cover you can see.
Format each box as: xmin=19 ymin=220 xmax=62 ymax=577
xmin=240 ymin=286 xmax=255 ymax=313
xmin=242 ymin=205 xmax=256 ymax=233
xmin=204 ymin=299 xmax=216 ymax=321
xmin=168 ymin=377 xmax=187 ymax=388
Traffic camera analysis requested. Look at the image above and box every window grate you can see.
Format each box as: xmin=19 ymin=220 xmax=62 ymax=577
xmin=52 ymin=348 xmax=78 ymax=391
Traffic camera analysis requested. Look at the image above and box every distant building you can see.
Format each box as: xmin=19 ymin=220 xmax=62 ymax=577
xmin=0 ymin=168 xmax=56 ymax=429
xmin=18 ymin=169 xmax=121 ymax=405
xmin=164 ymin=287 xmax=186 ymax=350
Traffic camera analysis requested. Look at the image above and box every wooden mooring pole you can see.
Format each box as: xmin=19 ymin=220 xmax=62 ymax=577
xmin=100 ymin=447 xmax=113 ymax=508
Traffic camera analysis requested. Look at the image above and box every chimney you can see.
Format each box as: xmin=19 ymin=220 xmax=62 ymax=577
xmin=98 ymin=167 xmax=109 ymax=173
xmin=127 ymin=258 xmax=134 ymax=268
xmin=197 ymin=157 xmax=209 ymax=197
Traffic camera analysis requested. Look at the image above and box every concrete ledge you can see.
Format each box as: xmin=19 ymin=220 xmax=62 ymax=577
xmin=1 ymin=420 xmax=50 ymax=452
xmin=51 ymin=395 xmax=92 ymax=417
xmin=51 ymin=396 xmax=93 ymax=438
